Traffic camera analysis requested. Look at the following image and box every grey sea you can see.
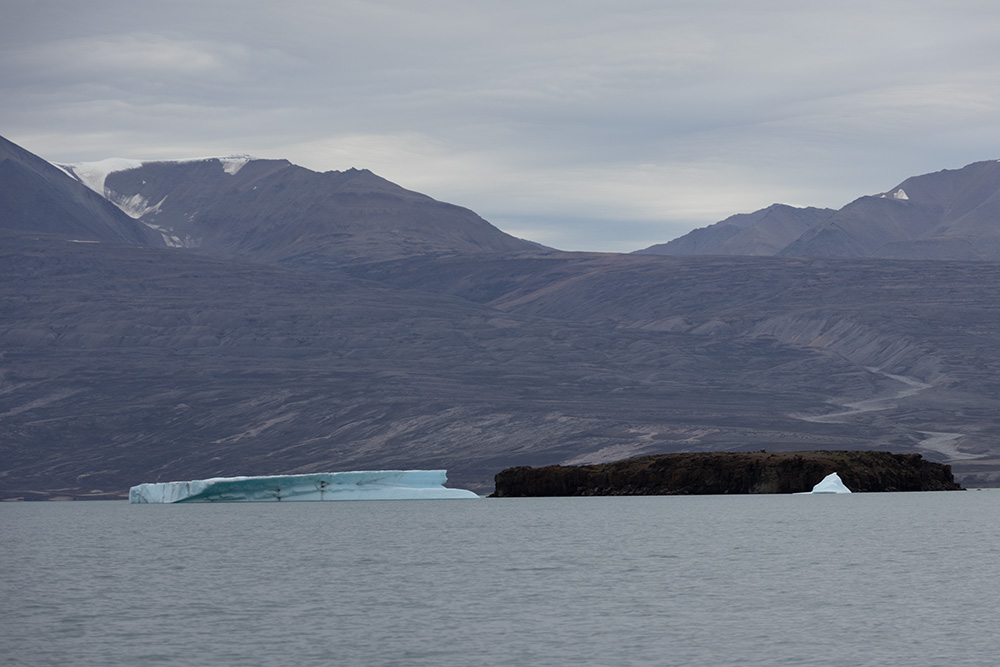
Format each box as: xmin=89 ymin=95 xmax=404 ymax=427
xmin=3 ymin=492 xmax=999 ymax=666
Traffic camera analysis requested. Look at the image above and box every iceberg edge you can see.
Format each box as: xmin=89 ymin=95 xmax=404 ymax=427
xmin=794 ymin=471 xmax=852 ymax=495
xmin=129 ymin=470 xmax=480 ymax=503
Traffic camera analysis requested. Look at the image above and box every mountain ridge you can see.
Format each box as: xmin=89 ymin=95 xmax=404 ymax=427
xmin=640 ymin=160 xmax=1000 ymax=260
xmin=58 ymin=154 xmax=541 ymax=265
xmin=636 ymin=204 xmax=836 ymax=257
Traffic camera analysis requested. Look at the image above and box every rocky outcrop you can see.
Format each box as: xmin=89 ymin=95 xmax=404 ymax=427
xmin=491 ymin=451 xmax=963 ymax=496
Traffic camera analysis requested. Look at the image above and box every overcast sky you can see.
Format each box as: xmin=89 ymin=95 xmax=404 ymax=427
xmin=3 ymin=0 xmax=1000 ymax=251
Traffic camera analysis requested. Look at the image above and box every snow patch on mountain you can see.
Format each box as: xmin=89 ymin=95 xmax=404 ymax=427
xmin=220 ymin=155 xmax=251 ymax=175
xmin=59 ymin=158 xmax=144 ymax=195
xmin=881 ymin=188 xmax=909 ymax=200
xmin=146 ymin=154 xmax=255 ymax=175
xmin=57 ymin=154 xmax=256 ymax=197
xmin=111 ymin=193 xmax=168 ymax=219
xmin=56 ymin=155 xmax=254 ymax=228
xmin=141 ymin=221 xmax=199 ymax=248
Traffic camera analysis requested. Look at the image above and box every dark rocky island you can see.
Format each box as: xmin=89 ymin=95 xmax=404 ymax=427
xmin=491 ymin=451 xmax=963 ymax=496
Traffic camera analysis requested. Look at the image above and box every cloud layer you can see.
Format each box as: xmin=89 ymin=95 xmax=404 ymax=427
xmin=4 ymin=0 xmax=1000 ymax=251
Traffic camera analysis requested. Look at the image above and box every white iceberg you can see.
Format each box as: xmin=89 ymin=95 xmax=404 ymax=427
xmin=796 ymin=472 xmax=852 ymax=494
xmin=129 ymin=470 xmax=480 ymax=503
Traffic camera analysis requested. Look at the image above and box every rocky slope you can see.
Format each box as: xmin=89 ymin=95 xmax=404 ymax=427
xmin=4 ymin=236 xmax=901 ymax=499
xmin=492 ymin=451 xmax=963 ymax=496
xmin=345 ymin=251 xmax=1000 ymax=487
xmin=0 ymin=135 xmax=161 ymax=246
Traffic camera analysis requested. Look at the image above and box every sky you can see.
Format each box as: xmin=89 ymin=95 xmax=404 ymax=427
xmin=3 ymin=0 xmax=1000 ymax=252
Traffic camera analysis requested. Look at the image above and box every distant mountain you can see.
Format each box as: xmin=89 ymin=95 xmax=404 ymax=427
xmin=0 ymin=135 xmax=160 ymax=246
xmin=636 ymin=204 xmax=834 ymax=256
xmin=780 ymin=160 xmax=1000 ymax=260
xmin=640 ymin=160 xmax=1000 ymax=260
xmin=59 ymin=156 xmax=540 ymax=266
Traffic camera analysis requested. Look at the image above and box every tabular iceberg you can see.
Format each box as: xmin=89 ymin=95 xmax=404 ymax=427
xmin=796 ymin=472 xmax=852 ymax=495
xmin=129 ymin=470 xmax=480 ymax=503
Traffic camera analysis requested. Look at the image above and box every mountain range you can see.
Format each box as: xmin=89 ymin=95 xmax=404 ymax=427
xmin=2 ymin=134 xmax=999 ymax=498
xmin=638 ymin=160 xmax=1000 ymax=260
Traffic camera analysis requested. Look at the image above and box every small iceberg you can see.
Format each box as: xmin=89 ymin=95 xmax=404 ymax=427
xmin=796 ymin=472 xmax=852 ymax=495
xmin=129 ymin=470 xmax=480 ymax=503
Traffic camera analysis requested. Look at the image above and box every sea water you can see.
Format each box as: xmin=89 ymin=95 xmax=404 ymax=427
xmin=3 ymin=492 xmax=999 ymax=666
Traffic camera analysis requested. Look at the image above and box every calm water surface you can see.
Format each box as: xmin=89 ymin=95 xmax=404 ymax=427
xmin=3 ymin=492 xmax=999 ymax=666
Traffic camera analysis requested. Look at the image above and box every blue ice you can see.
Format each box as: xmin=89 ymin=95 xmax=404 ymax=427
xmin=129 ymin=470 xmax=480 ymax=503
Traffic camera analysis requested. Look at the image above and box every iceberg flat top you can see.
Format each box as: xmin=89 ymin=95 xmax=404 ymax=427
xmin=129 ymin=470 xmax=480 ymax=503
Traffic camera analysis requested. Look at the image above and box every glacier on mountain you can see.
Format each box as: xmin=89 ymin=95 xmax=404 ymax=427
xmin=129 ymin=470 xmax=480 ymax=503
xmin=58 ymin=157 xmax=145 ymax=195
xmin=220 ymin=155 xmax=251 ymax=175
xmin=57 ymin=155 xmax=255 ymax=244
xmin=110 ymin=192 xmax=167 ymax=219
xmin=58 ymin=154 xmax=256 ymax=199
